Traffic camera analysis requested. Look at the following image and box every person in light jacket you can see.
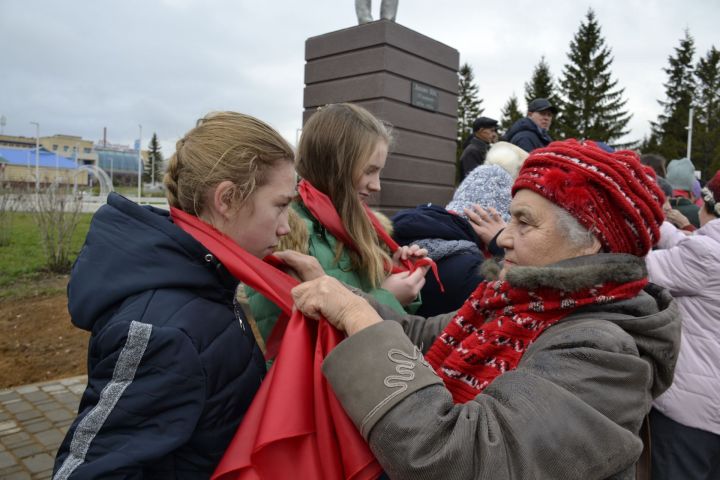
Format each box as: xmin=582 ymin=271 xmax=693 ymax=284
xmin=646 ymin=169 xmax=720 ymax=480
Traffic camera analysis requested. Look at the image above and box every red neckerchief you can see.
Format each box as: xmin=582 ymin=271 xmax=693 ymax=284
xmin=297 ymin=179 xmax=442 ymax=280
xmin=425 ymin=276 xmax=648 ymax=403
xmin=169 ymin=208 xmax=382 ymax=480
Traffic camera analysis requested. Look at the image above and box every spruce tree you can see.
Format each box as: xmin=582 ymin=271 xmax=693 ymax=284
xmin=650 ymin=30 xmax=696 ymax=161
xmin=499 ymin=93 xmax=523 ymax=135
xmin=557 ymin=9 xmax=632 ymax=145
xmin=457 ymin=62 xmax=484 ymax=157
xmin=524 ymin=56 xmax=559 ymax=138
xmin=693 ymin=46 xmax=720 ymax=177
xmin=144 ymin=133 xmax=164 ymax=186
xmin=524 ymin=56 xmax=558 ymax=107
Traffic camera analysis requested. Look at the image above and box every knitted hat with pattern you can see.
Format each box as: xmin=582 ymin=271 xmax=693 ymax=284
xmin=446 ymin=164 xmax=513 ymax=222
xmin=703 ymin=170 xmax=720 ymax=217
xmin=512 ymin=139 xmax=665 ymax=257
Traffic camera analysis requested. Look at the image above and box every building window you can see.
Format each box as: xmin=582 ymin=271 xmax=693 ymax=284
xmin=52 ymin=144 xmax=58 ymax=150
xmin=63 ymin=145 xmax=69 ymax=152
xmin=84 ymin=147 xmax=91 ymax=154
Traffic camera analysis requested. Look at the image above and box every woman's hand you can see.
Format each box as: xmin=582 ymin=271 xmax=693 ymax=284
xmin=381 ymin=267 xmax=428 ymax=306
xmin=292 ymin=276 xmax=383 ymax=336
xmin=464 ymin=205 xmax=507 ymax=245
xmin=273 ymin=250 xmax=325 ymax=281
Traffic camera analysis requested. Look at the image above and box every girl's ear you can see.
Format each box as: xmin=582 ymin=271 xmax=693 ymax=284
xmin=210 ymin=180 xmax=236 ymax=221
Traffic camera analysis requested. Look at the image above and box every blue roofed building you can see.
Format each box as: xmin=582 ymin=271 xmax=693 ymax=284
xmin=0 ymin=146 xmax=87 ymax=186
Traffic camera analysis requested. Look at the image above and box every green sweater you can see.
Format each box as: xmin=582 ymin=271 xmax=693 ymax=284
xmin=246 ymin=201 xmax=418 ymax=343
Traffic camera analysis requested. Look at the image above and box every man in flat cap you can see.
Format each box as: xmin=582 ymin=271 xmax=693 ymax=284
xmin=503 ymin=98 xmax=557 ymax=152
xmin=459 ymin=116 xmax=498 ymax=181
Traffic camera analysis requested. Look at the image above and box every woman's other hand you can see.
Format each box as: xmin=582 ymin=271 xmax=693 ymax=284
xmin=292 ymin=276 xmax=382 ymax=335
xmin=273 ymin=250 xmax=325 ymax=281
xmin=465 ymin=205 xmax=507 ymax=245
xmin=381 ymin=267 xmax=428 ymax=306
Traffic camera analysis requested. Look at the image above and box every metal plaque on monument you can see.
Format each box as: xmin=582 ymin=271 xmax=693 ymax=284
xmin=303 ymin=19 xmax=459 ymax=214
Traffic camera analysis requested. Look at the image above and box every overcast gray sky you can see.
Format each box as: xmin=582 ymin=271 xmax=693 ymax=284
xmin=1 ymin=0 xmax=718 ymax=156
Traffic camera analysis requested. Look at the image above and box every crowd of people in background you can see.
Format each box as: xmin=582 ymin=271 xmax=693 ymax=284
xmin=53 ymin=100 xmax=719 ymax=480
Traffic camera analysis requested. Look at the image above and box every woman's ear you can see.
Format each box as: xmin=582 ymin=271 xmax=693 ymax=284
xmin=583 ymin=236 xmax=603 ymax=256
xmin=210 ymin=180 xmax=237 ymax=221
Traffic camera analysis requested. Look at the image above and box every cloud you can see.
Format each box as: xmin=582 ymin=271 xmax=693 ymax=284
xmin=1 ymin=0 xmax=718 ymax=157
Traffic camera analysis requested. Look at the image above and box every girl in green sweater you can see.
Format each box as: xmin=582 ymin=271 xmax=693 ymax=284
xmin=247 ymin=103 xmax=428 ymax=354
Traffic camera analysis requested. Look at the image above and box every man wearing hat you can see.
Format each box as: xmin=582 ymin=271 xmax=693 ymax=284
xmin=459 ymin=116 xmax=498 ymax=181
xmin=503 ymin=98 xmax=557 ymax=152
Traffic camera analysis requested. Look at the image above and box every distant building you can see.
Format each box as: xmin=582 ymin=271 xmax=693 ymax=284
xmin=95 ymin=142 xmax=147 ymax=186
xmin=0 ymin=134 xmax=37 ymax=149
xmin=40 ymin=134 xmax=97 ymax=167
xmin=0 ymin=146 xmax=87 ymax=186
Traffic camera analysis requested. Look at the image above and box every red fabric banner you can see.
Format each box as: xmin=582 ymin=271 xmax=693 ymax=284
xmin=169 ymin=207 xmax=382 ymax=480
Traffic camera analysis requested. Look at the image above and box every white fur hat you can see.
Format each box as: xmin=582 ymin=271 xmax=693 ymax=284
xmin=484 ymin=141 xmax=529 ymax=179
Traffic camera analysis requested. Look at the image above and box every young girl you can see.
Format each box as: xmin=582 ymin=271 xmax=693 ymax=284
xmin=248 ymin=103 xmax=428 ymax=348
xmin=53 ymin=112 xmax=298 ymax=478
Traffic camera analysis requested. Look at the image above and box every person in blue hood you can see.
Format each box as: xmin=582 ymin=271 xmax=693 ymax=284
xmin=53 ymin=112 xmax=299 ymax=479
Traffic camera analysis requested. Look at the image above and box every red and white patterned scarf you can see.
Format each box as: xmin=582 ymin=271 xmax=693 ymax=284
xmin=425 ymin=276 xmax=648 ymax=403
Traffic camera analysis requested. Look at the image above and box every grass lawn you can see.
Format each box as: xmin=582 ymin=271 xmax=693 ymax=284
xmin=0 ymin=212 xmax=92 ymax=299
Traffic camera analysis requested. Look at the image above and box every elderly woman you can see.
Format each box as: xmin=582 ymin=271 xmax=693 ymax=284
xmin=291 ymin=140 xmax=681 ymax=480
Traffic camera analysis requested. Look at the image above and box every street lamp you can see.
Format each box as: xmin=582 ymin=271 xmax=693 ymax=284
xmin=30 ymin=121 xmax=39 ymax=191
xmin=686 ymin=107 xmax=694 ymax=162
xmin=137 ymin=124 xmax=142 ymax=200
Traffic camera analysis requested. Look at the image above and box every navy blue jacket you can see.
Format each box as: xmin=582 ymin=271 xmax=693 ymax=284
xmin=393 ymin=205 xmax=497 ymax=316
xmin=53 ymin=193 xmax=266 ymax=479
xmin=503 ymin=117 xmax=552 ymax=152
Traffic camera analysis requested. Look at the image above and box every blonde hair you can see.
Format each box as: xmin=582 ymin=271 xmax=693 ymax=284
xmin=297 ymin=103 xmax=392 ymax=287
xmin=164 ymin=111 xmax=294 ymax=216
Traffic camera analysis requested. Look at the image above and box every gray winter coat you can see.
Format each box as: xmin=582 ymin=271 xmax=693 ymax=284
xmin=322 ymin=254 xmax=681 ymax=480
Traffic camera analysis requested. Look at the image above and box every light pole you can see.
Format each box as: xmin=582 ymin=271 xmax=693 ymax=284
xmin=686 ymin=107 xmax=694 ymax=162
xmin=30 ymin=121 xmax=39 ymax=191
xmin=137 ymin=124 xmax=143 ymax=200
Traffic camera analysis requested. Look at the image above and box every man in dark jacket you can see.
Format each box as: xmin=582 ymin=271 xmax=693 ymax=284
xmin=503 ymin=98 xmax=557 ymax=152
xmin=459 ymin=116 xmax=498 ymax=181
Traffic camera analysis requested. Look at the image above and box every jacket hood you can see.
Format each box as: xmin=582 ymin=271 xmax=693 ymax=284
xmin=503 ymin=117 xmax=549 ymax=141
xmin=392 ymin=204 xmax=479 ymax=246
xmin=68 ymin=193 xmax=236 ymax=331
xmin=502 ymin=254 xmax=681 ymax=398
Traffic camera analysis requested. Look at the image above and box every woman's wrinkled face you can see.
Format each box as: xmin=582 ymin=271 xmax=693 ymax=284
xmin=353 ymin=139 xmax=387 ymax=204
xmin=497 ymin=189 xmax=597 ymax=279
xmin=221 ymin=161 xmax=296 ymax=258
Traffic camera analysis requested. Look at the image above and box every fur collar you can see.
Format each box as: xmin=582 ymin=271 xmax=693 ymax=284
xmin=483 ymin=254 xmax=647 ymax=292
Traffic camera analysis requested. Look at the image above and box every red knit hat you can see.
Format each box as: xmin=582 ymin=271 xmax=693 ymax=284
xmin=512 ymin=139 xmax=665 ymax=257
xmin=703 ymin=170 xmax=720 ymax=216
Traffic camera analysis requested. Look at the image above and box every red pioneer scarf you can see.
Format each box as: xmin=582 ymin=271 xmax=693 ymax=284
xmin=425 ymin=276 xmax=649 ymax=403
xmin=297 ymin=179 xmax=441 ymax=278
xmin=263 ymin=180 xmax=442 ymax=359
xmin=169 ymin=208 xmax=382 ymax=480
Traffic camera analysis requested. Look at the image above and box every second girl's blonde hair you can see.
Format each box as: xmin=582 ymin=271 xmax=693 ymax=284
xmin=164 ymin=111 xmax=294 ymax=216
xmin=296 ymin=103 xmax=392 ymax=287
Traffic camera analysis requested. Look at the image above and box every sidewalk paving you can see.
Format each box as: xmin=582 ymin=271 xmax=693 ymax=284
xmin=0 ymin=375 xmax=86 ymax=480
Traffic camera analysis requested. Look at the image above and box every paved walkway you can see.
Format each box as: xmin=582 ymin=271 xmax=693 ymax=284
xmin=0 ymin=376 xmax=86 ymax=480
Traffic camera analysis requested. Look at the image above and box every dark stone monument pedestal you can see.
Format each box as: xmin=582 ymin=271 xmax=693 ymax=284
xmin=303 ymin=20 xmax=459 ymax=215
